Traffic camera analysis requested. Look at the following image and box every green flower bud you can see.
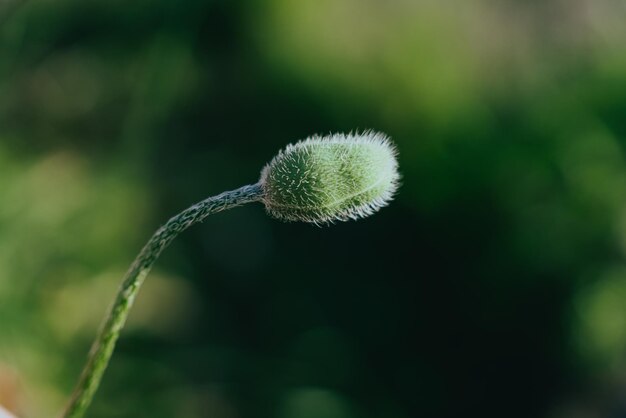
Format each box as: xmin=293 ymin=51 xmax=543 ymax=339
xmin=260 ymin=131 xmax=400 ymax=223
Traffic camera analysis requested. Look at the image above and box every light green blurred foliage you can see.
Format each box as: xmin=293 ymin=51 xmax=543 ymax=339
xmin=279 ymin=388 xmax=355 ymax=418
xmin=254 ymin=0 xmax=626 ymax=131
xmin=254 ymin=0 xmax=483 ymax=126
xmin=0 ymin=143 xmax=203 ymax=416
xmin=0 ymin=2 xmax=213 ymax=416
xmin=0 ymin=145 xmax=149 ymax=415
xmin=574 ymin=266 xmax=626 ymax=369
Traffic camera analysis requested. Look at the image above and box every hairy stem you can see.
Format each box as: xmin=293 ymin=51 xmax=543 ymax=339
xmin=62 ymin=183 xmax=264 ymax=418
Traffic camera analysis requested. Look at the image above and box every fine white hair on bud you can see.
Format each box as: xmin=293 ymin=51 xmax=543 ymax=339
xmin=259 ymin=131 xmax=400 ymax=224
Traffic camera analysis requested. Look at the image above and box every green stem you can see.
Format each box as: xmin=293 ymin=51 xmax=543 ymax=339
xmin=62 ymin=183 xmax=264 ymax=418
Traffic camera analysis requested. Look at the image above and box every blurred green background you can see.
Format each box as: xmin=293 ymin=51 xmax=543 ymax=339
xmin=1 ymin=0 xmax=626 ymax=417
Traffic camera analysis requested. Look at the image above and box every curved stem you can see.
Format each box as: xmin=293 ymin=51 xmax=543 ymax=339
xmin=62 ymin=183 xmax=264 ymax=418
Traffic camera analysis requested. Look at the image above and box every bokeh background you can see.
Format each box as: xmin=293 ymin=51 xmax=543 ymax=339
xmin=1 ymin=0 xmax=626 ymax=417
